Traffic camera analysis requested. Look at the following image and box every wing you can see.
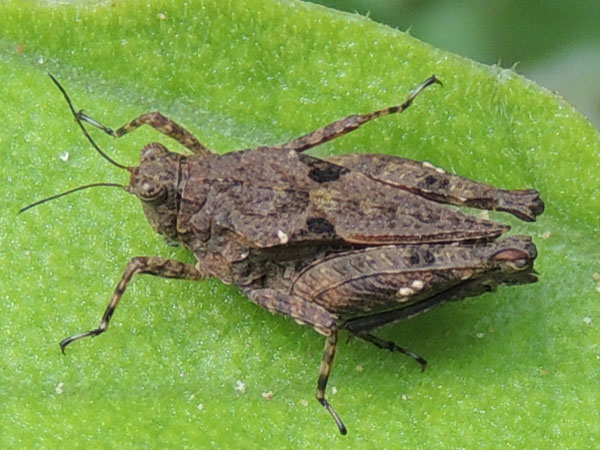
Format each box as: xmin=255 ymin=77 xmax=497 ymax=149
xmin=180 ymin=147 xmax=508 ymax=249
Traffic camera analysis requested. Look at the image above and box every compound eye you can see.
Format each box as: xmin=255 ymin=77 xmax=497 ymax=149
xmin=139 ymin=180 xmax=167 ymax=204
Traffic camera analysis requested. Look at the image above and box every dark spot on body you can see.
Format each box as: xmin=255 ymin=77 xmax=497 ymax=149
xmin=408 ymin=252 xmax=420 ymax=265
xmin=422 ymin=175 xmax=437 ymax=187
xmin=307 ymin=217 xmax=335 ymax=234
xmin=423 ymin=250 xmax=435 ymax=264
xmin=299 ymin=154 xmax=349 ymax=183
xmin=419 ymin=175 xmax=449 ymax=190
xmin=308 ymin=166 xmax=348 ymax=183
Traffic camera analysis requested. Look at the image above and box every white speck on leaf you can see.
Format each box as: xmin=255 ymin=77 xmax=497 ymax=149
xmin=234 ymin=380 xmax=246 ymax=394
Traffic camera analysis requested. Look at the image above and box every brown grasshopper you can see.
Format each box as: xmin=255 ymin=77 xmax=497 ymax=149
xmin=23 ymin=74 xmax=543 ymax=435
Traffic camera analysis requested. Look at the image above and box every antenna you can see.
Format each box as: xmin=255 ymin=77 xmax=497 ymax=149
xmin=48 ymin=73 xmax=131 ymax=171
xmin=19 ymin=76 xmax=132 ymax=213
xmin=19 ymin=183 xmax=125 ymax=214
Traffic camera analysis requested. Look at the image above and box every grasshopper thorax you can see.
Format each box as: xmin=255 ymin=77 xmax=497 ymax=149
xmin=127 ymin=142 xmax=184 ymax=240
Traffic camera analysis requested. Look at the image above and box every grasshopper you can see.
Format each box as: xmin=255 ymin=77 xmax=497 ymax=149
xmin=23 ymin=75 xmax=543 ymax=434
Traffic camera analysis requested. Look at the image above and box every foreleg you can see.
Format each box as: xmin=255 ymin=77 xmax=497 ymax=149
xmin=77 ymin=110 xmax=212 ymax=156
xmin=60 ymin=257 xmax=206 ymax=353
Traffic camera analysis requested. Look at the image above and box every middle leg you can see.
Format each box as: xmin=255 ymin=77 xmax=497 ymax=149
xmin=60 ymin=257 xmax=207 ymax=353
xmin=273 ymin=76 xmax=441 ymax=153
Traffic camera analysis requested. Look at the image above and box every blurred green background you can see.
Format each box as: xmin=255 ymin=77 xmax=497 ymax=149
xmin=309 ymin=0 xmax=600 ymax=129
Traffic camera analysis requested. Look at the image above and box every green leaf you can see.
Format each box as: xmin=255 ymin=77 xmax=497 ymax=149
xmin=1 ymin=0 xmax=599 ymax=447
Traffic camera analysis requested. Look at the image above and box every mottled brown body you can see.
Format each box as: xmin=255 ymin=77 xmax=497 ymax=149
xmin=31 ymin=75 xmax=543 ymax=435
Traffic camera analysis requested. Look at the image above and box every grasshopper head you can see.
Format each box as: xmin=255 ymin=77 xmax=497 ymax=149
xmin=21 ymin=76 xmax=185 ymax=243
xmin=127 ymin=142 xmax=184 ymax=240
